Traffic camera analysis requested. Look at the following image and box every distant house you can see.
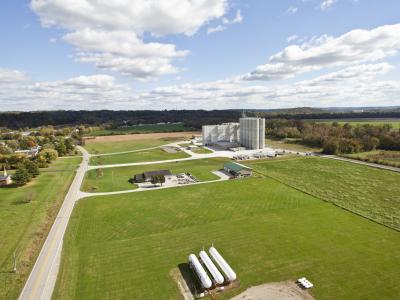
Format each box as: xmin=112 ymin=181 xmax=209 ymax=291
xmin=223 ymin=162 xmax=253 ymax=177
xmin=0 ymin=167 xmax=12 ymax=186
xmin=15 ymin=146 xmax=41 ymax=158
xmin=133 ymin=170 xmax=172 ymax=183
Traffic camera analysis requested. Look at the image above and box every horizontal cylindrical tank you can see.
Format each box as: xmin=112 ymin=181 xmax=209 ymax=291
xmin=209 ymin=247 xmax=236 ymax=281
xmin=199 ymin=250 xmax=224 ymax=285
xmin=188 ymin=254 xmax=212 ymax=289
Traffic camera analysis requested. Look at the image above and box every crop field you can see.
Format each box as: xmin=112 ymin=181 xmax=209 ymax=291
xmin=0 ymin=157 xmax=81 ymax=300
xmin=89 ymin=148 xmax=190 ymax=165
xmin=87 ymin=123 xmax=189 ymax=136
xmin=308 ymin=118 xmax=400 ymax=129
xmin=54 ymin=177 xmax=400 ymax=300
xmin=247 ymin=157 xmax=400 ymax=231
xmin=84 ymin=138 xmax=180 ymax=154
xmin=82 ymin=158 xmax=228 ymax=192
xmin=265 ymin=138 xmax=322 ymax=153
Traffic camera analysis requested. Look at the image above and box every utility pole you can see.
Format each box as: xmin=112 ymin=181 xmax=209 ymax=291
xmin=13 ymin=251 xmax=17 ymax=273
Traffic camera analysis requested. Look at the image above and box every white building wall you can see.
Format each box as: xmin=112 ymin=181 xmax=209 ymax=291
xmin=239 ymin=117 xmax=265 ymax=149
xmin=202 ymin=123 xmax=240 ymax=145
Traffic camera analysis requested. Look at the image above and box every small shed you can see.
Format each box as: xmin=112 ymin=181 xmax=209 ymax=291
xmin=133 ymin=170 xmax=172 ymax=183
xmin=223 ymin=162 xmax=252 ymax=177
xmin=0 ymin=167 xmax=12 ymax=186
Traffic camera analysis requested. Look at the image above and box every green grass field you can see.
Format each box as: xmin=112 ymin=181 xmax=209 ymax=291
xmin=54 ymin=177 xmax=400 ymax=300
xmin=309 ymin=118 xmax=400 ymax=129
xmin=89 ymin=148 xmax=190 ymax=165
xmin=82 ymin=158 xmax=228 ymax=192
xmin=87 ymin=123 xmax=189 ymax=136
xmin=84 ymin=138 xmax=180 ymax=154
xmin=190 ymin=147 xmax=213 ymax=154
xmin=247 ymin=157 xmax=400 ymax=231
xmin=265 ymin=138 xmax=322 ymax=153
xmin=0 ymin=157 xmax=81 ymax=300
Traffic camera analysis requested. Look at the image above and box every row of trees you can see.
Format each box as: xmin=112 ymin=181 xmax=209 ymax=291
xmin=265 ymin=120 xmax=400 ymax=154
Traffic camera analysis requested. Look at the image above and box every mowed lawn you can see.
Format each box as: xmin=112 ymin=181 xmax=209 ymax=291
xmin=87 ymin=123 xmax=188 ymax=136
xmin=0 ymin=157 xmax=81 ymax=300
xmin=90 ymin=148 xmax=190 ymax=166
xmin=54 ymin=178 xmax=400 ymax=300
xmin=84 ymin=138 xmax=178 ymax=154
xmin=247 ymin=157 xmax=400 ymax=231
xmin=82 ymin=158 xmax=228 ymax=192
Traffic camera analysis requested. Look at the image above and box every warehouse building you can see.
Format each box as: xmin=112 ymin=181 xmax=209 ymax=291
xmin=223 ymin=162 xmax=253 ymax=177
xmin=202 ymin=123 xmax=240 ymax=145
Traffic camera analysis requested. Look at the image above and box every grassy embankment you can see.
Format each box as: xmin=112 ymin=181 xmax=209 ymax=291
xmin=265 ymin=138 xmax=322 ymax=153
xmin=87 ymin=123 xmax=189 ymax=136
xmin=342 ymin=150 xmax=400 ymax=168
xmin=0 ymin=157 xmax=81 ymax=300
xmin=55 ymin=158 xmax=400 ymax=300
xmin=82 ymin=158 xmax=228 ymax=192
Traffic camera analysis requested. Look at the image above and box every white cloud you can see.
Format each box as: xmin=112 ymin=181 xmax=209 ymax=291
xmin=243 ymin=23 xmax=400 ymax=81
xmin=320 ymin=0 xmax=337 ymax=10
xmin=31 ymin=0 xmax=228 ymax=79
xmin=0 ymin=69 xmax=28 ymax=83
xmin=0 ymin=63 xmax=399 ymax=110
xmin=285 ymin=6 xmax=298 ymax=14
xmin=207 ymin=9 xmax=243 ymax=35
xmin=64 ymin=29 xmax=188 ymax=80
xmin=286 ymin=35 xmax=299 ymax=43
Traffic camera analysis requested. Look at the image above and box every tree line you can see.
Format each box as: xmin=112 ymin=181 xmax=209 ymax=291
xmin=265 ymin=119 xmax=400 ymax=154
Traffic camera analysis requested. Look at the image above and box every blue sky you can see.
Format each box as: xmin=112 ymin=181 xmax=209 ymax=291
xmin=1 ymin=0 xmax=400 ymax=110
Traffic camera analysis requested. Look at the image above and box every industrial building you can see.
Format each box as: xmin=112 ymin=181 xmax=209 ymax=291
xmin=202 ymin=117 xmax=265 ymax=150
xmin=223 ymin=162 xmax=253 ymax=177
xmin=202 ymin=123 xmax=240 ymax=145
xmin=133 ymin=170 xmax=171 ymax=183
xmin=239 ymin=117 xmax=265 ymax=150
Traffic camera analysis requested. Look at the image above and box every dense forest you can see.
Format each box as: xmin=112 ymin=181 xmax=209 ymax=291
xmin=265 ymin=119 xmax=400 ymax=154
xmin=1 ymin=109 xmax=400 ymax=129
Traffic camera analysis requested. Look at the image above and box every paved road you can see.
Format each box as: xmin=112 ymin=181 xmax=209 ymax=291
xmin=19 ymin=146 xmax=89 ymax=300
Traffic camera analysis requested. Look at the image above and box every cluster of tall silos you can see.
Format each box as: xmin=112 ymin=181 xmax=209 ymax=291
xmin=202 ymin=117 xmax=265 ymax=150
xmin=188 ymin=246 xmax=237 ymax=290
xmin=239 ymin=117 xmax=265 ymax=150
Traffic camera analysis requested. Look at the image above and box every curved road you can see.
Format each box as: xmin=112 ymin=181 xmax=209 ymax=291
xmin=19 ymin=146 xmax=89 ymax=300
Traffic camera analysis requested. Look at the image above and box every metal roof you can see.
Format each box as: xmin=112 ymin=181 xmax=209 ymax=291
xmin=223 ymin=162 xmax=252 ymax=172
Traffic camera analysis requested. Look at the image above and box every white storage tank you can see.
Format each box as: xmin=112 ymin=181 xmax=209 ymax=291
xmin=199 ymin=250 xmax=224 ymax=285
xmin=209 ymin=247 xmax=236 ymax=282
xmin=188 ymin=254 xmax=212 ymax=289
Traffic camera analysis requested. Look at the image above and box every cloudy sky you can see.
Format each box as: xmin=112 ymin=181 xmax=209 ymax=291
xmin=1 ymin=0 xmax=400 ymax=111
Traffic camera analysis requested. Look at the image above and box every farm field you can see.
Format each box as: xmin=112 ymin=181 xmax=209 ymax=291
xmin=344 ymin=150 xmax=400 ymax=167
xmin=265 ymin=138 xmax=322 ymax=153
xmin=308 ymin=118 xmax=400 ymax=129
xmin=84 ymin=138 xmax=180 ymax=154
xmin=247 ymin=157 xmax=400 ymax=231
xmin=0 ymin=157 xmax=81 ymax=300
xmin=89 ymin=148 xmax=190 ymax=165
xmin=54 ymin=177 xmax=400 ymax=300
xmin=82 ymin=158 xmax=228 ymax=192
xmin=87 ymin=123 xmax=189 ymax=136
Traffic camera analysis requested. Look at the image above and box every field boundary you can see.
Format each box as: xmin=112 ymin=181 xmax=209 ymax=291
xmin=252 ymin=166 xmax=400 ymax=233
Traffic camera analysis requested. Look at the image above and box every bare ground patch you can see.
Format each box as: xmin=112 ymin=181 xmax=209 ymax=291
xmin=86 ymin=131 xmax=200 ymax=143
xmin=229 ymin=281 xmax=315 ymax=300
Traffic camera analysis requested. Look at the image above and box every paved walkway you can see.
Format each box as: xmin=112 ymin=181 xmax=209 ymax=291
xmin=19 ymin=146 xmax=89 ymax=300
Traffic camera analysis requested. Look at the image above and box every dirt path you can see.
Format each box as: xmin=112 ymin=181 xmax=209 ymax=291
xmin=229 ymin=281 xmax=315 ymax=300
